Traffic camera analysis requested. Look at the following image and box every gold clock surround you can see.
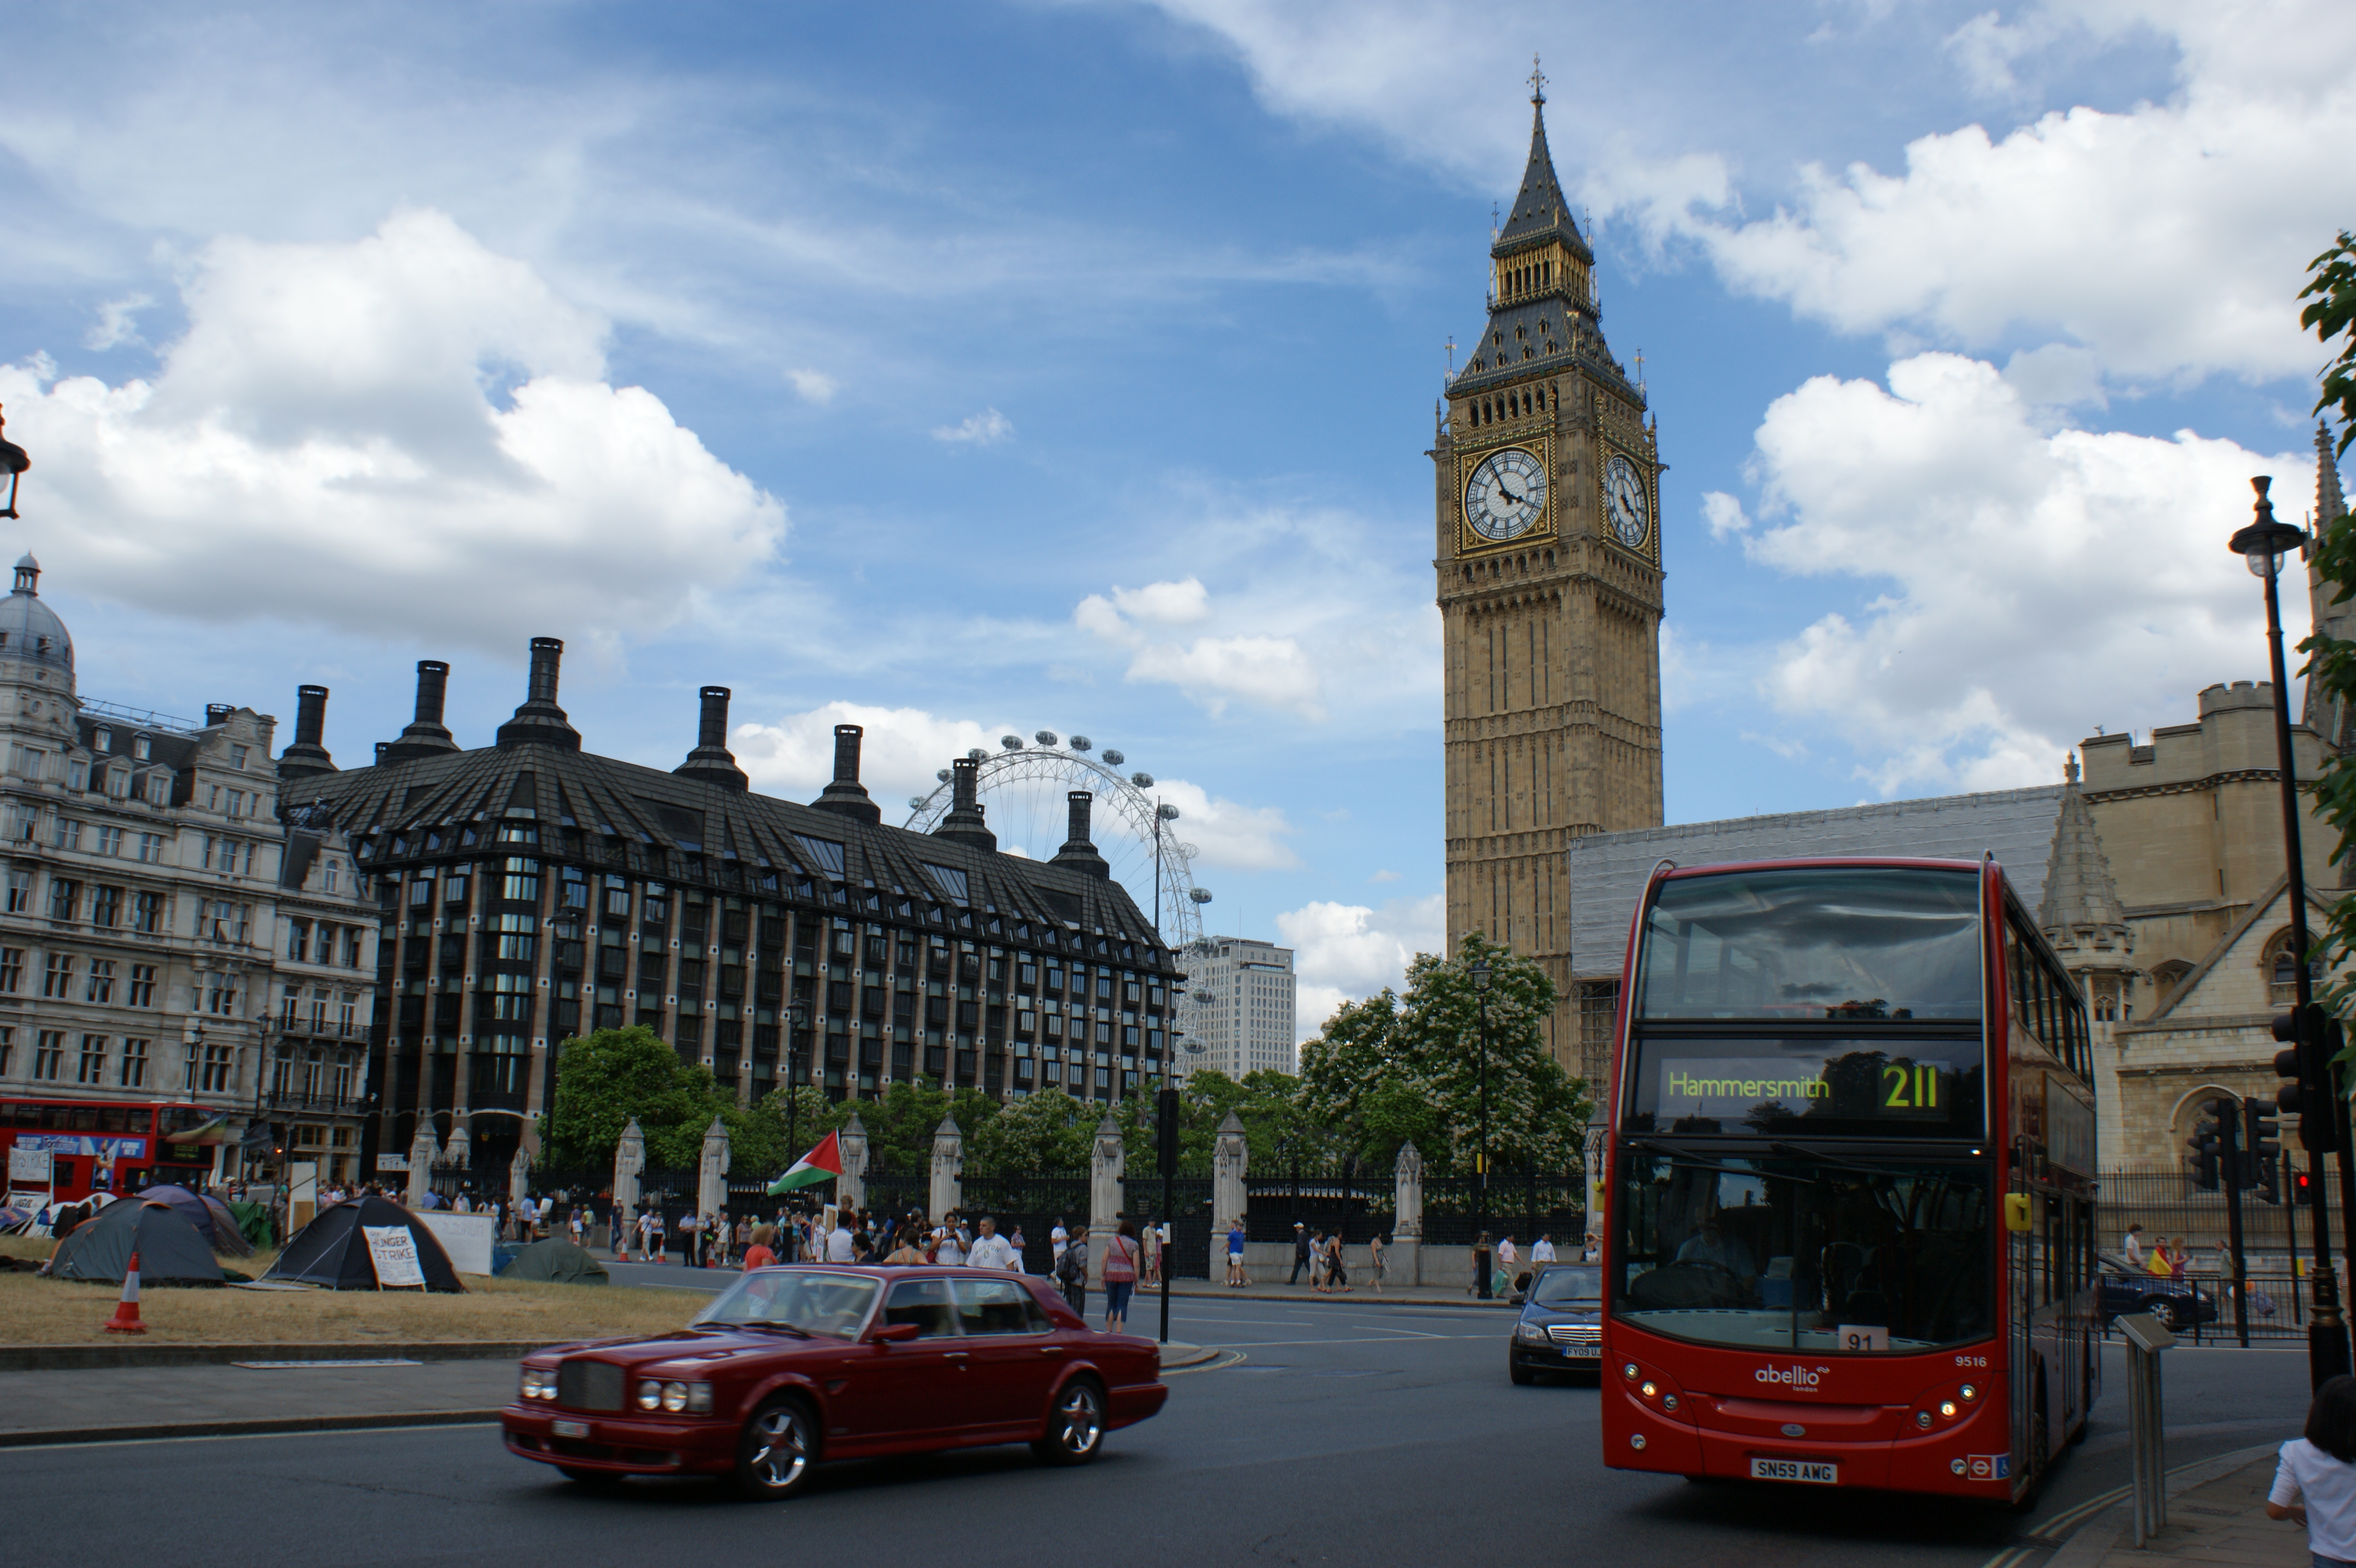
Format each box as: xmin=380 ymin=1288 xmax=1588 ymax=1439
xmin=1597 ymin=439 xmax=1662 ymax=566
xmin=1455 ymin=433 xmax=1556 ymax=557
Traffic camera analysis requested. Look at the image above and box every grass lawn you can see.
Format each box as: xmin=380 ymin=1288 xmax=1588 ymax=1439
xmin=0 ymin=1234 xmax=701 ymax=1346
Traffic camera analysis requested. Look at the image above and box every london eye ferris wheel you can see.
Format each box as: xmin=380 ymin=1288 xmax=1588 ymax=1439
xmin=904 ymin=731 xmax=1218 ymax=1062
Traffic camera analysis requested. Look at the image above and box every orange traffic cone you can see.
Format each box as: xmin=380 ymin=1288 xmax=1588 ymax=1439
xmin=103 ymin=1249 xmax=147 ymax=1335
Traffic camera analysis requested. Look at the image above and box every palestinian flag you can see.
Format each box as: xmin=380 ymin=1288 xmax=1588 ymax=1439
xmin=170 ymin=1114 xmax=231 ymax=1146
xmin=768 ymin=1132 xmax=844 ymax=1195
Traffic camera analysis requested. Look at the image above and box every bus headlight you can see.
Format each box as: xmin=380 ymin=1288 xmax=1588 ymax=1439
xmin=1640 ymin=1381 xmax=1658 ymax=1399
xmin=1916 ymin=1411 xmax=1933 ymax=1429
xmin=1939 ymin=1400 xmax=1959 ymax=1419
xmin=1959 ymin=1384 xmax=1978 ymax=1402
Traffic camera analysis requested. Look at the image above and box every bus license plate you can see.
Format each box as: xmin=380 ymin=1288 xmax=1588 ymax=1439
xmin=1751 ymin=1457 xmax=1837 ymax=1485
xmin=552 ymin=1420 xmax=590 ymax=1439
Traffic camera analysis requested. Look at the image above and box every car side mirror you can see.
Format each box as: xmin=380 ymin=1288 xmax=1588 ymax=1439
xmin=871 ymin=1322 xmax=922 ymax=1344
xmin=1508 ymin=1293 xmax=1526 ymax=1306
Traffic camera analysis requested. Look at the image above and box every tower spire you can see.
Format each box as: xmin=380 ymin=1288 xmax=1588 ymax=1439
xmin=2306 ymin=420 xmax=2354 ymax=745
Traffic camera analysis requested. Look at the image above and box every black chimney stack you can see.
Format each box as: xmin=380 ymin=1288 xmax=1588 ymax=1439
xmin=932 ymin=754 xmax=997 ymax=853
xmin=1052 ymin=789 xmax=1110 ymax=880
xmin=811 ymin=722 xmax=881 ymax=824
xmin=495 ymin=637 xmax=581 ymax=751
xmin=383 ymin=660 xmax=462 ymax=764
xmin=673 ymin=684 xmax=749 ymax=792
xmin=277 ymin=683 xmax=338 ymax=780
xmin=205 ymin=703 xmax=232 ymax=727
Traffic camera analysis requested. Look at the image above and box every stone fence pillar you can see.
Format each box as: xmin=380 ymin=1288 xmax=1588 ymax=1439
xmin=930 ymin=1115 xmax=963 ymax=1222
xmin=838 ymin=1113 xmax=869 ymax=1213
xmin=406 ymin=1126 xmax=440 ymax=1211
xmin=697 ymin=1115 xmax=731 ymax=1222
xmin=1392 ymin=1141 xmax=1423 ymax=1286
xmin=1089 ymin=1114 xmax=1125 ymax=1283
xmin=1209 ymin=1110 xmax=1247 ymax=1278
xmin=611 ymin=1116 xmax=645 ymax=1241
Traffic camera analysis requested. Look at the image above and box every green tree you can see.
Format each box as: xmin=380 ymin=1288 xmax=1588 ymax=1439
xmin=540 ymin=1026 xmax=720 ymax=1169
xmin=2301 ymin=231 xmax=2356 ymax=458
xmin=1298 ymin=932 xmax=1588 ymax=1175
xmin=854 ymin=1079 xmax=1006 ymax=1172
xmin=970 ymin=1088 xmax=1094 ymax=1173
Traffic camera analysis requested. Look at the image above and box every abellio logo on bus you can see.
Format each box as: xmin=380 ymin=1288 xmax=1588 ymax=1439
xmin=1755 ymin=1364 xmax=1832 ymax=1391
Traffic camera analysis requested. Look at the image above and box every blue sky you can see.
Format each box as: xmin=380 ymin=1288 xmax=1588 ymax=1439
xmin=2 ymin=1 xmax=2349 ymax=1031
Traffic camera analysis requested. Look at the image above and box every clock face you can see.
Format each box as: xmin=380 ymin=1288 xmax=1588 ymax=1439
xmin=1464 ymin=447 xmax=1547 ymax=542
xmin=1604 ymin=453 xmax=1650 ymax=549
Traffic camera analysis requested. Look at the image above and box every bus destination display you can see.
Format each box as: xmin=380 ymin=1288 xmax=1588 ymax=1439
xmin=1652 ymin=1053 xmax=1960 ymax=1126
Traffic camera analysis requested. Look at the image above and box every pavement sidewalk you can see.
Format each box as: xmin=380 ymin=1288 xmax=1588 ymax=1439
xmin=0 ymin=1341 xmax=1218 ymax=1447
xmin=2032 ymin=1444 xmax=2304 ymax=1568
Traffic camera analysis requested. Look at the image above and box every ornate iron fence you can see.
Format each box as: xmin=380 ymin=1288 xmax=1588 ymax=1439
xmin=1122 ymin=1175 xmax=1213 ymax=1278
xmin=1418 ymin=1173 xmax=1586 ymax=1249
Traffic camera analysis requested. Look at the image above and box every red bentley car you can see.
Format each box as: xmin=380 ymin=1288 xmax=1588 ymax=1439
xmin=502 ymin=1265 xmax=1169 ymax=1499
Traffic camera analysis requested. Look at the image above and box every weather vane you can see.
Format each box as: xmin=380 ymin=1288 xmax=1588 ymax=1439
xmin=1529 ymin=54 xmax=1547 ymax=105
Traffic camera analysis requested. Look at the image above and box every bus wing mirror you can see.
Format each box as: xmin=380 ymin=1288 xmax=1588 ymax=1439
xmin=2004 ymin=1193 xmax=2035 ymax=1232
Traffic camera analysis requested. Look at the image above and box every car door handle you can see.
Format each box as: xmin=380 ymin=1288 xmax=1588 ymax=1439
xmin=1039 ymin=1346 xmax=1065 ymax=1356
xmin=945 ymin=1351 xmax=969 ymax=1361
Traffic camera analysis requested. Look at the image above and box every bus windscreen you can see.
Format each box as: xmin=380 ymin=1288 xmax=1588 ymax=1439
xmin=1637 ymin=866 xmax=1982 ymax=1022
xmin=1615 ymin=1151 xmax=1993 ymax=1354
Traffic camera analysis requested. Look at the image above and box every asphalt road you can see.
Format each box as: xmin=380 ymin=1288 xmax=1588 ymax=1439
xmin=6 ymin=1295 xmax=2316 ymax=1568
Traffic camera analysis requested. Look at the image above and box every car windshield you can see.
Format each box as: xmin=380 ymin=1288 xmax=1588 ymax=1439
xmin=1638 ymin=866 xmax=1982 ymax=1022
xmin=692 ymin=1269 xmax=878 ymax=1338
xmin=1529 ymin=1267 xmax=1603 ymax=1308
xmin=1615 ymin=1150 xmax=1992 ymax=1354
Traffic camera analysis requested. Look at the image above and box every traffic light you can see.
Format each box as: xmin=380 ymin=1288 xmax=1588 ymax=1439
xmin=2246 ymin=1100 xmax=2282 ymax=1203
xmin=2188 ymin=1097 xmax=2229 ymax=1192
xmin=2272 ymin=1003 xmax=2344 ymax=1153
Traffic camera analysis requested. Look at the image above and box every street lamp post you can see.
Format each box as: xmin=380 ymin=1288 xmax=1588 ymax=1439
xmin=2230 ymin=474 xmax=2352 ymax=1387
xmin=1470 ymin=957 xmax=1493 ymax=1302
xmin=0 ymin=403 xmax=28 ymax=518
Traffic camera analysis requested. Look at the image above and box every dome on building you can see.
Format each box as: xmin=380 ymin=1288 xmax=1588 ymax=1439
xmin=1 ymin=554 xmax=74 ymax=675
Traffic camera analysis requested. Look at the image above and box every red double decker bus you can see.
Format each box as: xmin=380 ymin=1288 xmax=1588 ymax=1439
xmin=1601 ymin=856 xmax=2096 ymax=1506
xmin=1 ymin=1097 xmax=226 ymax=1203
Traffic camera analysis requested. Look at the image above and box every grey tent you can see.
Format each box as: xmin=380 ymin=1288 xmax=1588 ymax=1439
xmin=48 ymin=1198 xmax=225 ymax=1286
xmin=134 ymin=1184 xmax=254 ymax=1256
xmin=502 ymin=1238 xmax=610 ymax=1285
xmin=263 ymin=1194 xmax=463 ymax=1292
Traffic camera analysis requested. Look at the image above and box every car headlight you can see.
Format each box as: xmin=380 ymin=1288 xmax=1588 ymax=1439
xmin=520 ymin=1367 xmax=555 ymax=1400
xmin=661 ymin=1380 xmax=689 ymax=1413
xmin=637 ymin=1379 xmax=663 ymax=1411
xmin=1516 ymin=1322 xmax=1549 ymax=1344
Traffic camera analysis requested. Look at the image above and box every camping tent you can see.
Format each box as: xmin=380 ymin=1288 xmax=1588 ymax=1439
xmin=135 ymin=1185 xmax=254 ymax=1256
xmin=502 ymin=1238 xmax=610 ymax=1285
xmin=48 ymin=1198 xmax=226 ymax=1285
xmin=262 ymin=1194 xmax=463 ymax=1292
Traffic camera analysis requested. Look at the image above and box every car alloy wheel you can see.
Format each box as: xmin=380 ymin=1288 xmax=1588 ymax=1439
xmin=1035 ymin=1378 xmax=1105 ymax=1465
xmin=2146 ymin=1299 xmax=2177 ymax=1331
xmin=735 ymin=1398 xmax=816 ymax=1501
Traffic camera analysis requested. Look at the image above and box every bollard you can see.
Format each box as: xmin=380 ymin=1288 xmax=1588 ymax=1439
xmin=103 ymin=1249 xmax=147 ymax=1336
xmin=2118 ymin=1311 xmax=2175 ymax=1546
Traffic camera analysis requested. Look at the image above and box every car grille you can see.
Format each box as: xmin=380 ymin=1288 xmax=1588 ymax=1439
xmin=1545 ymin=1324 xmax=1601 ymax=1347
xmin=557 ymin=1360 xmax=625 ymax=1412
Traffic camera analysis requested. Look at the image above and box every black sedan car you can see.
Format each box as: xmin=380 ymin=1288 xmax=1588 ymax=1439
xmin=2096 ymin=1255 xmax=2220 ymax=1332
xmin=1508 ymin=1263 xmax=1603 ymax=1383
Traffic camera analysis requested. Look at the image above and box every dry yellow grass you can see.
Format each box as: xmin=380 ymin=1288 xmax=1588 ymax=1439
xmin=0 ymin=1234 xmax=699 ymax=1346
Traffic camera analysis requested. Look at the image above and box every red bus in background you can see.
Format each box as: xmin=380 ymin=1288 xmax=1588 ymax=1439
xmin=1 ymin=1098 xmax=226 ymax=1203
xmin=1601 ymin=857 xmax=2097 ymax=1507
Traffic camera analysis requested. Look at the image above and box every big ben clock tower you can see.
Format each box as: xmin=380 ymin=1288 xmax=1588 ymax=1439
xmin=1436 ymin=66 xmax=1664 ymax=1077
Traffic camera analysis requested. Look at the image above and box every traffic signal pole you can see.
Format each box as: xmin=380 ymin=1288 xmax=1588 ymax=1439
xmin=2245 ymin=481 xmax=2353 ymax=1386
xmin=2222 ymin=1105 xmax=2249 ymax=1348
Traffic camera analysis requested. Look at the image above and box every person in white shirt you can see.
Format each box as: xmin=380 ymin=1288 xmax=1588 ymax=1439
xmin=1051 ymin=1220 xmax=1069 ymax=1271
xmin=2268 ymin=1375 xmax=2356 ymax=1564
xmin=1532 ymin=1234 xmax=1557 ymax=1265
xmin=2122 ymin=1223 xmax=2146 ymax=1269
xmin=824 ymin=1220 xmax=856 ymax=1263
xmin=966 ymin=1217 xmax=1017 ymax=1271
xmin=935 ymin=1219 xmax=967 ymax=1267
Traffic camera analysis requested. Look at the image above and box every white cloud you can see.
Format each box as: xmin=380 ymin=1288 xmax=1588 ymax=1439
xmin=1368 ymin=869 xmax=1400 ymax=883
xmin=731 ymin=701 xmax=1019 ymax=808
xmin=786 ymin=368 xmax=837 ymax=405
xmin=1670 ymin=3 xmax=2356 ymax=384
xmin=1740 ymin=350 xmax=2313 ymax=793
xmin=84 ymin=292 xmax=153 ymax=350
xmin=1278 ymin=894 xmax=1446 ymax=1041
xmin=1148 ymin=776 xmax=1299 ymax=871
xmin=1075 ymin=577 xmax=1325 ymax=719
xmin=2 ymin=209 xmax=781 ymax=653
xmin=931 ymin=407 xmax=1013 ymax=445
xmin=1701 ymin=490 xmax=1750 ymax=540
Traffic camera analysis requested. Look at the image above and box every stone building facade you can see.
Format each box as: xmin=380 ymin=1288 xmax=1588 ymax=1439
xmin=1437 ymin=77 xmax=1665 ymax=1077
xmin=0 ymin=556 xmax=378 ymax=1190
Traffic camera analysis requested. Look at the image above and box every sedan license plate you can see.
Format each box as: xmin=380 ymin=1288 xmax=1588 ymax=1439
xmin=1561 ymin=1344 xmax=1600 ymax=1358
xmin=1751 ymin=1457 xmax=1837 ymax=1485
xmin=552 ymin=1420 xmax=590 ymax=1439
